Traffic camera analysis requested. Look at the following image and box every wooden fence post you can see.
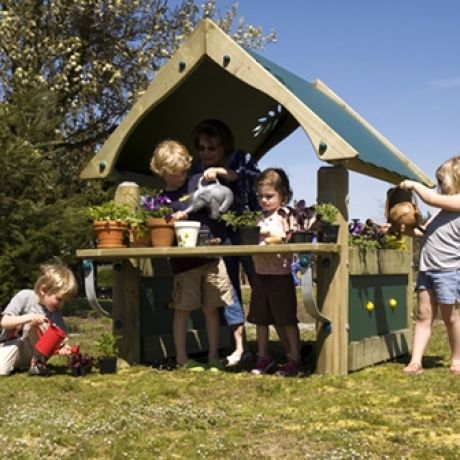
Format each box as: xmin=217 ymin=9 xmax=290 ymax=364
xmin=316 ymin=166 xmax=349 ymax=375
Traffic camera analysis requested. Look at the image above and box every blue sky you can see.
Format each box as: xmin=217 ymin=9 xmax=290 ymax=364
xmin=218 ymin=0 xmax=460 ymax=221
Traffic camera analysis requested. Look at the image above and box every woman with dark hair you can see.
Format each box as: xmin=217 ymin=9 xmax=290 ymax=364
xmin=190 ymin=119 xmax=260 ymax=366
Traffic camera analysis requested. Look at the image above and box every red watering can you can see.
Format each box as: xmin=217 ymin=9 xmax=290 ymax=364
xmin=34 ymin=320 xmax=67 ymax=358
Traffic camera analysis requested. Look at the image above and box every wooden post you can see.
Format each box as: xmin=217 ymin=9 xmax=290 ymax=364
xmin=112 ymin=260 xmax=141 ymax=363
xmin=316 ymin=166 xmax=349 ymax=375
xmin=113 ymin=182 xmax=142 ymax=363
xmin=406 ymin=236 xmax=414 ymax=352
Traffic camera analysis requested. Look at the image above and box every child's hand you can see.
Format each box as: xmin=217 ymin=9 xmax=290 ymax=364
xmin=28 ymin=313 xmax=46 ymax=326
xmin=172 ymin=210 xmax=188 ymax=220
xmin=264 ymin=236 xmax=283 ymax=245
xmin=57 ymin=344 xmax=73 ymax=356
xmin=203 ymin=168 xmax=222 ymax=182
xmin=399 ymin=180 xmax=415 ymax=191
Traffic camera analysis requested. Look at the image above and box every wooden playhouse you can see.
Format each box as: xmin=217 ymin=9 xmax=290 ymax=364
xmin=77 ymin=19 xmax=433 ymax=375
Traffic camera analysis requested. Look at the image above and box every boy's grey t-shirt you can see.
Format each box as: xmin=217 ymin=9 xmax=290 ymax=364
xmin=0 ymin=289 xmax=67 ymax=341
xmin=420 ymin=210 xmax=460 ymax=271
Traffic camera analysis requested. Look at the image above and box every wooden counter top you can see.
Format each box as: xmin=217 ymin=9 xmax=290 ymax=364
xmin=76 ymin=243 xmax=341 ymax=260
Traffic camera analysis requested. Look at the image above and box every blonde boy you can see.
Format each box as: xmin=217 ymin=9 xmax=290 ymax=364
xmin=150 ymin=140 xmax=232 ymax=371
xmin=0 ymin=263 xmax=77 ymax=376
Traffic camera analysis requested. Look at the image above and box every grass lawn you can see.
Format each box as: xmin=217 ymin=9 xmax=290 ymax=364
xmin=2 ymin=298 xmax=460 ymax=459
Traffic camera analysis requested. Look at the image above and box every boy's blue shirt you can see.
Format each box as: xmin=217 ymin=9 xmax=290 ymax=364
xmin=164 ymin=173 xmax=228 ymax=241
xmin=163 ymin=173 xmax=228 ymax=274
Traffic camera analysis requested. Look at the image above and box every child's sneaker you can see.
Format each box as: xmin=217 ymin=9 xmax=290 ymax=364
xmin=28 ymin=357 xmax=49 ymax=376
xmin=179 ymin=359 xmax=206 ymax=372
xmin=277 ymin=359 xmax=302 ymax=377
xmin=208 ymin=358 xmax=224 ymax=373
xmin=251 ymin=356 xmax=276 ymax=375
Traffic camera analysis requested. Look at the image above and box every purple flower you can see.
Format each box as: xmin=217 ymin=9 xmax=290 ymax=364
xmin=141 ymin=193 xmax=173 ymax=218
xmin=349 ymin=218 xmax=364 ymax=235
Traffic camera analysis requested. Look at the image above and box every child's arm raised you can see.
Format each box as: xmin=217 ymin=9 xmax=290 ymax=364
xmin=400 ymin=180 xmax=460 ymax=211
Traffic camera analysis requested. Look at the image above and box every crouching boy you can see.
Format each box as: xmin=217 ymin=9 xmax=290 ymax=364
xmin=0 ymin=263 xmax=77 ymax=376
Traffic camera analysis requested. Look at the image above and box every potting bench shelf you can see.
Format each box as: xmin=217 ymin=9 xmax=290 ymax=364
xmin=76 ymin=242 xmax=341 ymax=259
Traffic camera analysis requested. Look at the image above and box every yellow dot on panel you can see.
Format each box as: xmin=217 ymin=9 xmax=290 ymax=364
xmin=366 ymin=301 xmax=374 ymax=312
xmin=389 ymin=298 xmax=397 ymax=308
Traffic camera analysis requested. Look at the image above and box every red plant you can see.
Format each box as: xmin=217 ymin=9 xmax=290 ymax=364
xmin=68 ymin=346 xmax=94 ymax=375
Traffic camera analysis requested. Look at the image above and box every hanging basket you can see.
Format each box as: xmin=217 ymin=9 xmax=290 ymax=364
xmin=94 ymin=220 xmax=128 ymax=248
xmin=146 ymin=217 xmax=175 ymax=247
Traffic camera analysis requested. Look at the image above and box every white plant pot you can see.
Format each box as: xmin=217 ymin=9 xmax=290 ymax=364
xmin=174 ymin=221 xmax=201 ymax=247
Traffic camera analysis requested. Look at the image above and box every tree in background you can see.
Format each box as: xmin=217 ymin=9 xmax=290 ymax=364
xmin=0 ymin=85 xmax=98 ymax=303
xmin=0 ymin=1 xmax=276 ymax=302
xmin=0 ymin=0 xmax=275 ymax=159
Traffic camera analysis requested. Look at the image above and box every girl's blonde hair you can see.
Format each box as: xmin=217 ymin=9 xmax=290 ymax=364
xmin=256 ymin=168 xmax=293 ymax=205
xmin=436 ymin=156 xmax=460 ymax=195
xmin=34 ymin=263 xmax=77 ymax=300
xmin=150 ymin=140 xmax=192 ymax=177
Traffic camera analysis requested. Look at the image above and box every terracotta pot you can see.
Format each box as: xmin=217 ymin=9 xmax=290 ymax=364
xmin=130 ymin=227 xmax=151 ymax=247
xmin=94 ymin=220 xmax=128 ymax=248
xmin=146 ymin=217 xmax=175 ymax=247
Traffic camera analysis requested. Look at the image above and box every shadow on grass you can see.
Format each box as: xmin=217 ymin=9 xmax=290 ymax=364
xmin=395 ymin=354 xmax=445 ymax=369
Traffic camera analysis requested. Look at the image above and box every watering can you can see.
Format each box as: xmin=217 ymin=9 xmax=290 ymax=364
xmin=34 ymin=320 xmax=67 ymax=358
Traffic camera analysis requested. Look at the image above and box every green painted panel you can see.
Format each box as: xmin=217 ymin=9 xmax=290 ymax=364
xmin=348 ymin=274 xmax=408 ymax=342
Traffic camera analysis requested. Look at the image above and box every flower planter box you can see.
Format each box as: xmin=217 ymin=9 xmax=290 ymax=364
xmin=347 ymin=247 xmax=412 ymax=371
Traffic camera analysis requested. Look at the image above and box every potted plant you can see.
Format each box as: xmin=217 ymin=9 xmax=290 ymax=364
xmin=349 ymin=218 xmax=406 ymax=251
xmin=220 ymin=210 xmax=263 ymax=244
xmin=290 ymin=201 xmax=316 ymax=243
xmin=141 ymin=192 xmax=175 ymax=247
xmin=126 ymin=207 xmax=151 ymax=247
xmin=88 ymin=200 xmax=132 ymax=248
xmin=96 ymin=332 xmax=121 ymax=374
xmin=314 ymin=202 xmax=340 ymax=243
xmin=69 ymin=349 xmax=95 ymax=377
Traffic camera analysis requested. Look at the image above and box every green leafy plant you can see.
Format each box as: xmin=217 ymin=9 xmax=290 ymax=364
xmin=314 ymin=202 xmax=339 ymax=225
xmin=88 ymin=200 xmax=133 ymax=222
xmin=126 ymin=207 xmax=151 ymax=236
xmin=220 ymin=210 xmax=263 ymax=231
xmin=96 ymin=332 xmax=121 ymax=358
xmin=349 ymin=219 xmax=407 ymax=250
